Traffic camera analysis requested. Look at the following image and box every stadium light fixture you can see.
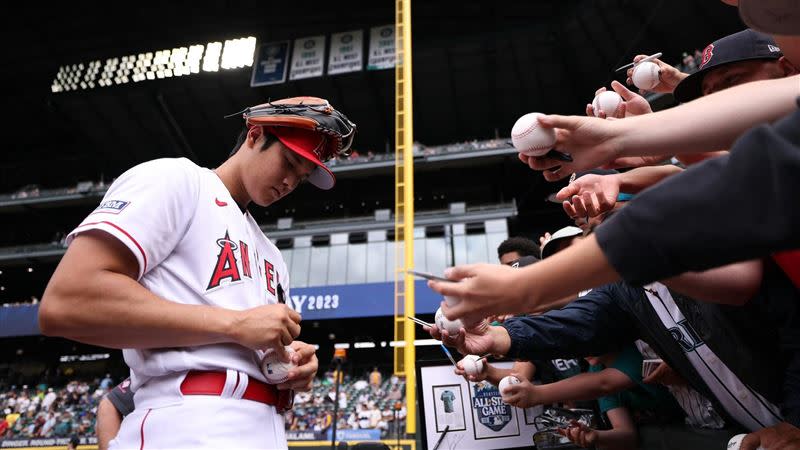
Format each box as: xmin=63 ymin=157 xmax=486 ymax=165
xmin=203 ymin=41 xmax=222 ymax=72
xmin=51 ymin=36 xmax=256 ymax=92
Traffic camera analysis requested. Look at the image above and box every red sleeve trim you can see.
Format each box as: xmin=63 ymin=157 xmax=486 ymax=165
xmin=76 ymin=221 xmax=148 ymax=274
xmin=139 ymin=408 xmax=152 ymax=450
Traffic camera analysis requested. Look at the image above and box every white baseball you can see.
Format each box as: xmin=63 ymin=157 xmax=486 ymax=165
xmin=631 ymin=61 xmax=660 ymax=90
xmin=511 ymin=112 xmax=556 ymax=157
xmin=260 ymin=346 xmax=297 ymax=384
xmin=592 ymin=91 xmax=623 ymax=118
xmin=460 ymin=355 xmax=484 ymax=376
xmin=726 ymin=433 xmax=765 ymax=450
xmin=498 ymin=375 xmax=520 ymax=394
xmin=435 ymin=307 xmax=463 ymax=335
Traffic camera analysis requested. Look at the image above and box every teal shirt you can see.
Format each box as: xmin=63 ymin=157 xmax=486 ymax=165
xmin=440 ymin=390 xmax=456 ymax=413
xmin=589 ymin=344 xmax=683 ymax=423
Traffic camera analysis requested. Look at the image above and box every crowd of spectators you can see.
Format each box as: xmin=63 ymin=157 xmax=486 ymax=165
xmin=0 ymin=379 xmax=106 ymax=440
xmin=0 ymin=370 xmax=406 ymax=441
xmin=287 ymin=368 xmax=406 ymax=439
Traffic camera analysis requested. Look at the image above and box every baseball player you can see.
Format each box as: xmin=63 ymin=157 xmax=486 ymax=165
xmin=39 ymin=97 xmax=356 ymax=449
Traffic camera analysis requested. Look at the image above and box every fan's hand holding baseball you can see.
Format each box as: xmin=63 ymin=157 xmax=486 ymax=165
xmin=277 ymin=341 xmax=318 ymax=391
xmin=625 ymin=55 xmax=689 ymax=94
xmin=609 ymin=80 xmax=653 ymax=117
xmin=429 ymin=264 xmax=527 ymax=326
xmin=740 ymin=422 xmax=800 ymax=450
xmin=426 ymin=320 xmax=508 ymax=357
xmin=524 ymin=115 xmax=624 ymax=181
xmin=455 ymin=356 xmax=489 ymax=382
xmin=500 ymin=376 xmax=537 ymax=408
xmin=229 ymin=304 xmax=301 ymax=360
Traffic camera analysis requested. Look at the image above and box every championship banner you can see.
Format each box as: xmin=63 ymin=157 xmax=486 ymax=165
xmin=251 ymin=41 xmax=290 ymax=87
xmin=327 ymin=30 xmax=363 ymax=75
xmin=289 ymin=35 xmax=325 ymax=80
xmin=367 ymin=25 xmax=396 ymax=70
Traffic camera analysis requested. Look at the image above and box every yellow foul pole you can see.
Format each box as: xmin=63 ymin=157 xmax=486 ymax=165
xmin=392 ymin=0 xmax=416 ymax=436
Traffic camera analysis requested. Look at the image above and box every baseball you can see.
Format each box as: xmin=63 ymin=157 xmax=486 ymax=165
xmin=260 ymin=346 xmax=297 ymax=384
xmin=631 ymin=61 xmax=661 ymax=90
xmin=592 ymin=91 xmax=623 ymax=118
xmin=498 ymin=375 xmax=520 ymax=394
xmin=726 ymin=433 xmax=765 ymax=450
xmin=435 ymin=307 xmax=464 ymax=335
xmin=460 ymin=355 xmax=484 ymax=376
xmin=511 ymin=112 xmax=556 ymax=157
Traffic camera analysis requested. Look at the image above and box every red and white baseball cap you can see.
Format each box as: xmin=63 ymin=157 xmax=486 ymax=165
xmin=268 ymin=126 xmax=336 ymax=190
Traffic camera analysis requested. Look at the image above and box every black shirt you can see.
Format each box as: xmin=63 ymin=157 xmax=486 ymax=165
xmin=596 ymin=98 xmax=800 ymax=284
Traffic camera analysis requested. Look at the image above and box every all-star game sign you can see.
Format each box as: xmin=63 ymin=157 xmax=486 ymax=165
xmin=469 ymin=381 xmax=520 ymax=439
xmin=419 ymin=362 xmax=541 ymax=450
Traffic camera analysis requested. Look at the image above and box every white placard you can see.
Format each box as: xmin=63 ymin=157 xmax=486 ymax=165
xmin=419 ymin=362 xmax=545 ymax=450
xmin=289 ymin=35 xmax=325 ymax=80
xmin=328 ymin=30 xmax=363 ymax=75
xmin=367 ymin=25 xmax=395 ymax=70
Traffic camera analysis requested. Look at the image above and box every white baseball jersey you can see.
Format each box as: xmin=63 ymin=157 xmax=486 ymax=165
xmin=67 ymin=157 xmax=290 ymax=410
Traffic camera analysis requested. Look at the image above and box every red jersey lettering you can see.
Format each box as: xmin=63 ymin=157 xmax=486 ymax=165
xmin=240 ymin=241 xmax=252 ymax=278
xmin=265 ymin=260 xmax=276 ymax=295
xmin=207 ymin=232 xmax=241 ymax=290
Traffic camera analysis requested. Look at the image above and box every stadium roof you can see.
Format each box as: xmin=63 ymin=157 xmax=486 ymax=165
xmin=3 ymin=0 xmax=745 ymax=192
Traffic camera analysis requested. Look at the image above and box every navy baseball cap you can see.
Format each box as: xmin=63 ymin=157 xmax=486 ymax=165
xmin=673 ymin=29 xmax=783 ymax=103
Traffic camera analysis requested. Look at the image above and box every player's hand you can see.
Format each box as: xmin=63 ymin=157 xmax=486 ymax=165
xmin=642 ymin=362 xmax=686 ymax=386
xmin=520 ymin=115 xmax=623 ymax=181
xmin=558 ymin=422 xmax=599 ymax=448
xmin=626 ymin=55 xmax=689 ymax=94
xmin=277 ymin=341 xmax=318 ymax=391
xmin=229 ymin=304 xmax=301 ymax=361
xmin=429 ymin=264 xmax=527 ymax=327
xmin=500 ymin=375 xmax=537 ymax=408
xmin=556 ymin=174 xmax=619 ymax=220
xmin=741 ymin=422 xmax=800 ymax=450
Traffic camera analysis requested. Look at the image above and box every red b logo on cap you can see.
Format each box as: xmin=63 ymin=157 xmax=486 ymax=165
xmin=700 ymin=44 xmax=714 ymax=69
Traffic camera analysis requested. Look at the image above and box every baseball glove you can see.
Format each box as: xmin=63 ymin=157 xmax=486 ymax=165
xmin=240 ymin=96 xmax=356 ymax=162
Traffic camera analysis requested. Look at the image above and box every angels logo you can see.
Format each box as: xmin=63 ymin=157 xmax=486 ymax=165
xmin=206 ymin=231 xmax=278 ymax=296
xmin=700 ymin=44 xmax=714 ymax=69
xmin=207 ymin=231 xmax=242 ymax=290
xmin=471 ymin=381 xmax=512 ymax=432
